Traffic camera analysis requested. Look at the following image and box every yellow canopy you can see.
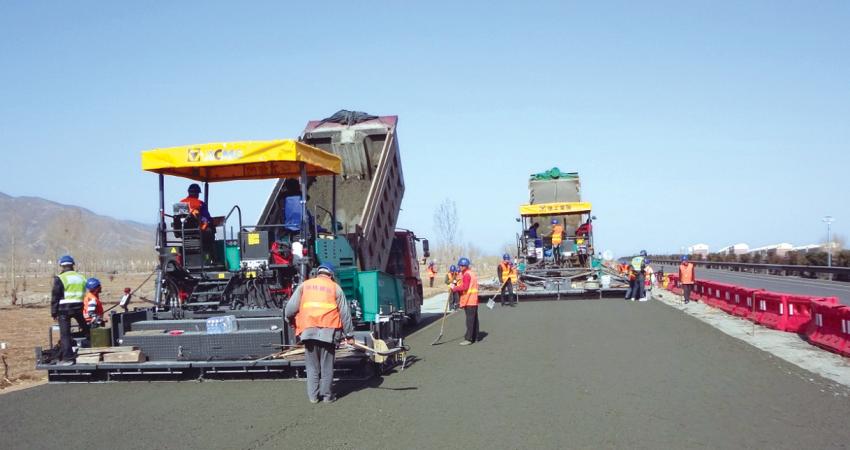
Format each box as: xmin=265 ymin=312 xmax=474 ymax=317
xmin=141 ymin=140 xmax=342 ymax=182
xmin=519 ymin=201 xmax=592 ymax=217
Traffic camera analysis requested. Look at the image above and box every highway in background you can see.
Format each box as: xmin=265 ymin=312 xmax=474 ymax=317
xmin=658 ymin=265 xmax=850 ymax=305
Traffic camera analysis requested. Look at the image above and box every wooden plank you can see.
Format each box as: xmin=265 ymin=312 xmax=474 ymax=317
xmin=75 ymin=354 xmax=101 ymax=364
xmin=77 ymin=346 xmax=136 ymax=355
xmin=102 ymin=350 xmax=145 ymax=363
xmin=124 ymin=330 xmax=166 ymax=336
xmin=275 ymin=347 xmax=305 ymax=359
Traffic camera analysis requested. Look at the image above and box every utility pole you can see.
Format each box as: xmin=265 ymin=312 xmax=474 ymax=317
xmin=822 ymin=216 xmax=835 ymax=267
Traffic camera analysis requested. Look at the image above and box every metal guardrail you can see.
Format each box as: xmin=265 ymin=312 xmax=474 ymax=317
xmin=651 ymin=259 xmax=850 ymax=276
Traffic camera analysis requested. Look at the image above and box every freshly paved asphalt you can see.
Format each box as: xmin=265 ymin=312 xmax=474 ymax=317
xmin=660 ymin=265 xmax=850 ymax=305
xmin=3 ymin=299 xmax=849 ymax=449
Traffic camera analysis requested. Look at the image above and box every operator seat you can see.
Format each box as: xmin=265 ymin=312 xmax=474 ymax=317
xmin=172 ymin=203 xmax=209 ymax=269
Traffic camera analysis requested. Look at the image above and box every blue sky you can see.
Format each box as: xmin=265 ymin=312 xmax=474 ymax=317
xmin=1 ymin=1 xmax=848 ymax=257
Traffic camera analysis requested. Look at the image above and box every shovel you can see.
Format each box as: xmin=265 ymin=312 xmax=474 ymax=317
xmin=486 ymin=278 xmax=511 ymax=310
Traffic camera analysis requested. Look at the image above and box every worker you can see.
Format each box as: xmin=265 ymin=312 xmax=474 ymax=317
xmin=444 ymin=265 xmax=460 ymax=310
xmin=550 ymin=219 xmax=564 ymax=265
xmin=426 ymin=262 xmax=437 ymax=288
xmin=642 ymin=261 xmax=654 ymax=302
xmin=576 ymin=217 xmax=592 ymax=239
xmin=50 ymin=255 xmax=89 ymax=364
xmin=527 ymin=222 xmax=540 ymax=239
xmin=576 ymin=240 xmax=588 ymax=267
xmin=119 ymin=287 xmax=132 ymax=312
xmin=180 ymin=183 xmax=213 ymax=231
xmin=550 ymin=219 xmax=564 ymax=262
xmin=625 ymin=265 xmax=636 ymax=300
xmin=497 ymin=253 xmax=517 ymax=307
xmin=451 ymin=257 xmax=479 ymax=345
xmin=83 ymin=278 xmax=105 ymax=327
xmin=679 ymin=255 xmax=696 ymax=304
xmin=284 ymin=263 xmax=354 ymax=403
xmin=628 ymin=250 xmax=647 ymax=302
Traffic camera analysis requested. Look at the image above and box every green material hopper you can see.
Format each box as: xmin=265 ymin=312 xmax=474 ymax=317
xmin=591 ymin=257 xmax=602 ymax=269
xmin=357 ymin=271 xmax=404 ymax=322
xmin=225 ymin=242 xmax=241 ymax=272
xmin=335 ymin=267 xmax=359 ymax=303
xmin=315 ymin=237 xmax=357 ymax=269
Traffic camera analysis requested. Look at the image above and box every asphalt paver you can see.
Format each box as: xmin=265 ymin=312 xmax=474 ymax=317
xmin=3 ymin=299 xmax=849 ymax=449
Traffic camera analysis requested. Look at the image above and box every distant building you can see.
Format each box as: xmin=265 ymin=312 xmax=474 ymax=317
xmin=791 ymin=244 xmax=826 ymax=253
xmin=718 ymin=243 xmax=749 ymax=256
xmin=688 ymin=243 xmax=709 ymax=257
xmin=748 ymin=243 xmax=794 ymax=258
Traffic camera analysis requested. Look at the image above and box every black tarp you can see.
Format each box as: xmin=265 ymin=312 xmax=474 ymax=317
xmin=319 ymin=110 xmax=379 ymax=126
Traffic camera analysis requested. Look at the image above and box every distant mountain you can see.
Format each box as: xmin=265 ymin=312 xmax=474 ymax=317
xmin=0 ymin=192 xmax=155 ymax=267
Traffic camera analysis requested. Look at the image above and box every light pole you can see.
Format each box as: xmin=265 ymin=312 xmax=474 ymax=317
xmin=823 ymin=216 xmax=835 ymax=267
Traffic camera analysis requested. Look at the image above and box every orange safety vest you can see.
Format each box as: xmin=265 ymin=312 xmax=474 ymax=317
xmin=446 ymin=272 xmax=458 ymax=285
xmin=551 ymin=225 xmax=564 ymax=245
xmin=427 ymin=266 xmax=436 ymax=278
xmin=82 ymin=291 xmax=104 ymax=324
xmin=180 ymin=196 xmax=209 ymax=230
xmin=499 ymin=261 xmax=517 ymax=284
xmin=458 ymin=270 xmax=479 ymax=307
xmin=294 ymin=276 xmax=342 ymax=337
xmin=679 ymin=263 xmax=695 ymax=285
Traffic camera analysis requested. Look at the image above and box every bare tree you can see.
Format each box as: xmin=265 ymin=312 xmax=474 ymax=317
xmin=43 ymin=210 xmax=90 ymax=271
xmin=6 ymin=210 xmax=26 ymax=305
xmin=501 ymin=242 xmax=517 ymax=259
xmin=432 ymin=198 xmax=462 ymax=263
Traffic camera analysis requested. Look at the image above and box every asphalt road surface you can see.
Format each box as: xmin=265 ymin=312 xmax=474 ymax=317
xmin=4 ymin=299 xmax=850 ymax=449
xmin=660 ymin=265 xmax=850 ymax=305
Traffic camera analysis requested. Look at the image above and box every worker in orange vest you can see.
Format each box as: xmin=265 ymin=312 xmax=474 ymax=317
xmin=444 ymin=265 xmax=460 ymax=310
xmin=285 ymin=263 xmax=354 ymax=403
xmin=497 ymin=253 xmax=518 ymax=307
xmin=678 ymin=255 xmax=696 ymax=304
xmin=83 ymin=278 xmax=105 ymax=327
xmin=451 ymin=257 xmax=479 ymax=345
xmin=550 ymin=219 xmax=564 ymax=265
xmin=426 ymin=262 xmax=437 ymax=288
xmin=180 ymin=184 xmax=213 ymax=231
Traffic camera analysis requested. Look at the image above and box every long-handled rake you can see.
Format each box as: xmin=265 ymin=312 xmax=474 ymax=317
xmin=431 ymin=292 xmax=453 ymax=345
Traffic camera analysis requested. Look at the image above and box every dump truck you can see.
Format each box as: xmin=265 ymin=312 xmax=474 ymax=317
xmin=36 ymin=110 xmax=426 ymax=381
xmin=496 ymin=167 xmax=628 ymax=299
xmin=258 ymin=112 xmax=425 ymax=330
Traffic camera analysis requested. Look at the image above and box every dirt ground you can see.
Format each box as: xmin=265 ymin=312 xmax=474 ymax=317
xmin=0 ymin=272 xmax=155 ymax=391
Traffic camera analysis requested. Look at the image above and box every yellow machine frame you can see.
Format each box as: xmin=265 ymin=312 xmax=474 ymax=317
xmin=142 ymin=139 xmax=342 ymax=281
xmin=518 ymin=201 xmax=592 ymax=217
xmin=141 ymin=139 xmax=341 ymax=181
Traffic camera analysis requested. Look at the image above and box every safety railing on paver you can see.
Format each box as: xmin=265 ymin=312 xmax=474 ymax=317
xmin=662 ymin=275 xmax=850 ymax=358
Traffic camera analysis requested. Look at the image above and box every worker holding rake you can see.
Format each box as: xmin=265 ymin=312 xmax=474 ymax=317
xmin=451 ymin=257 xmax=479 ymax=345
